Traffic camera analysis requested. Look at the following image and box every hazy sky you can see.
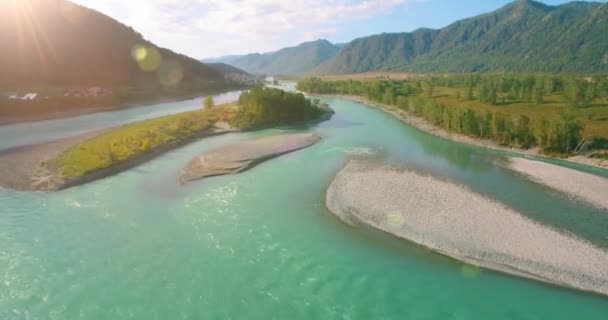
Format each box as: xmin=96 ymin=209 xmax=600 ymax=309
xmin=70 ymin=0 xmax=607 ymax=59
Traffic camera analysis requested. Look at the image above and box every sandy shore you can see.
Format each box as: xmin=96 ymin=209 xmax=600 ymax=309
xmin=508 ymin=157 xmax=608 ymax=210
xmin=180 ymin=133 xmax=321 ymax=184
xmin=0 ymin=130 xmax=107 ymax=191
xmin=324 ymin=94 xmax=608 ymax=169
xmin=326 ymin=161 xmax=608 ymax=296
xmin=0 ymin=123 xmax=235 ymax=192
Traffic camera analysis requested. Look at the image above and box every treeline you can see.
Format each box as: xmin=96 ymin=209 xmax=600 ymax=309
xmin=426 ymin=74 xmax=608 ymax=107
xmin=298 ymin=75 xmax=608 ymax=107
xmin=296 ymin=76 xmax=607 ymax=155
xmin=408 ymin=97 xmax=582 ymax=154
xmin=231 ymin=86 xmax=326 ymax=129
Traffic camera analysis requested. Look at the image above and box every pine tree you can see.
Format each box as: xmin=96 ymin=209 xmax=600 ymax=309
xmin=466 ymin=84 xmax=474 ymax=100
xmin=204 ymin=96 xmax=214 ymax=109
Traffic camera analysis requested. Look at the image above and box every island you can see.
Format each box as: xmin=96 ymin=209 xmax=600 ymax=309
xmin=326 ymin=160 xmax=608 ymax=296
xmin=0 ymin=87 xmax=333 ymax=191
xmin=180 ymin=133 xmax=321 ymax=185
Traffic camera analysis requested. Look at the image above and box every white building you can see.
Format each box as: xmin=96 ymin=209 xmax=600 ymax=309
xmin=21 ymin=93 xmax=38 ymax=100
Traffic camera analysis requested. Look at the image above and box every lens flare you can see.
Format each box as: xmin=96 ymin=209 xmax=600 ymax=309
xmin=131 ymin=45 xmax=147 ymax=61
xmin=59 ymin=1 xmax=88 ymax=25
xmin=157 ymin=60 xmax=184 ymax=87
xmin=132 ymin=45 xmax=161 ymax=71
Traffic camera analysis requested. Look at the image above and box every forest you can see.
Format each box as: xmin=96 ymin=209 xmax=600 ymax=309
xmin=297 ymin=75 xmax=608 ymax=156
xmin=231 ymin=86 xmax=327 ymax=129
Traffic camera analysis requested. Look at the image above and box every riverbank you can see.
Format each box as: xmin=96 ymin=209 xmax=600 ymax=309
xmin=326 ymin=161 xmax=608 ymax=296
xmin=0 ymin=93 xmax=334 ymax=191
xmin=321 ymin=94 xmax=608 ymax=169
xmin=0 ymin=85 xmax=247 ymax=126
xmin=0 ymin=121 xmax=235 ymax=192
xmin=0 ymin=130 xmax=107 ymax=191
xmin=507 ymin=157 xmax=608 ymax=210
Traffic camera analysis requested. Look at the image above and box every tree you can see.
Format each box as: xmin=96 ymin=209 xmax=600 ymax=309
xmin=515 ymin=115 xmax=534 ymax=148
xmin=534 ymin=86 xmax=543 ymax=103
xmin=426 ymin=81 xmax=435 ymax=97
xmin=204 ymin=96 xmax=214 ymax=109
xmin=488 ymin=86 xmax=497 ymax=105
xmin=466 ymin=83 xmax=474 ymax=100
xmin=383 ymin=87 xmax=396 ymax=105
xmin=396 ymin=96 xmax=409 ymax=111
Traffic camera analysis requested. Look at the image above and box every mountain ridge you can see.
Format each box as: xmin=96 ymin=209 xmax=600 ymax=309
xmin=203 ymin=39 xmax=341 ymax=75
xmin=208 ymin=0 xmax=608 ymax=75
xmin=315 ymin=0 xmax=608 ymax=74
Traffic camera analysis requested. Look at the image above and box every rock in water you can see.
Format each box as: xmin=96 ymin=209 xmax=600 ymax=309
xmin=180 ymin=133 xmax=321 ymax=184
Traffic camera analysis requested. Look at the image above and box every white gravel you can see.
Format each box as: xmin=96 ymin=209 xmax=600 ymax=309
xmin=508 ymin=157 xmax=608 ymax=210
xmin=326 ymin=161 xmax=608 ymax=296
xmin=180 ymin=133 xmax=321 ymax=184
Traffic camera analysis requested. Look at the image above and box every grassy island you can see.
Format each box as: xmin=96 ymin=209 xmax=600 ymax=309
xmin=32 ymin=87 xmax=332 ymax=190
xmin=54 ymin=104 xmax=238 ymax=177
xmin=297 ymin=75 xmax=608 ymax=158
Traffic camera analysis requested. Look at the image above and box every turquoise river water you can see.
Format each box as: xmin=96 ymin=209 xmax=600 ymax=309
xmin=1 ymin=90 xmax=608 ymax=319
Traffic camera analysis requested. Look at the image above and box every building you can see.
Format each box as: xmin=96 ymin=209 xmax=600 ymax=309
xmin=21 ymin=93 xmax=38 ymax=100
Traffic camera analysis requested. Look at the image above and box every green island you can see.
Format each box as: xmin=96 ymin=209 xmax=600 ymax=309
xmin=297 ymin=75 xmax=608 ymax=158
xmin=39 ymin=87 xmax=331 ymax=189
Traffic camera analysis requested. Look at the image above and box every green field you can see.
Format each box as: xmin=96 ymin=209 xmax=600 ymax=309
xmin=429 ymin=87 xmax=608 ymax=139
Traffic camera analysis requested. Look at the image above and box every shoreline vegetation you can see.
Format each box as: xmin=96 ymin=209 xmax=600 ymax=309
xmin=326 ymin=161 xmax=608 ymax=297
xmin=297 ymin=75 xmax=608 ymax=169
xmin=0 ymin=87 xmax=333 ymax=191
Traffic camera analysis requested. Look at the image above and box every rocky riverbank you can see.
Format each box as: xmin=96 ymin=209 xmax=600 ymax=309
xmin=180 ymin=133 xmax=322 ymax=185
xmin=0 ymin=123 xmax=235 ymax=191
xmin=324 ymin=94 xmax=608 ymax=169
xmin=507 ymin=157 xmax=608 ymax=210
xmin=326 ymin=161 xmax=608 ymax=296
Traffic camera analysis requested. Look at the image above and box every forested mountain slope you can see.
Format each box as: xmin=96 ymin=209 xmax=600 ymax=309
xmin=315 ymin=0 xmax=608 ymax=74
xmin=203 ymin=40 xmax=341 ymax=75
xmin=0 ymin=0 xmax=224 ymax=89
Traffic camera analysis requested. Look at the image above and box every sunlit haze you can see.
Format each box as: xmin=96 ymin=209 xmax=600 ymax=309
xmin=68 ymin=0 xmax=601 ymax=58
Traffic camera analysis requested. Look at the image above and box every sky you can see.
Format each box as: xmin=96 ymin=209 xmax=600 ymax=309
xmin=69 ymin=0 xmax=606 ymax=59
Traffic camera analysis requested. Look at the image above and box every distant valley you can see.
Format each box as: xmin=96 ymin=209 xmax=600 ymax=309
xmin=203 ymin=39 xmax=342 ymax=75
xmin=206 ymin=0 xmax=608 ymax=75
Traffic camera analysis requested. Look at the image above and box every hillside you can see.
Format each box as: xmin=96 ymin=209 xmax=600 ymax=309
xmin=0 ymin=0 xmax=224 ymax=89
xmin=204 ymin=40 xmax=341 ymax=75
xmin=207 ymin=63 xmax=251 ymax=76
xmin=315 ymin=0 xmax=608 ymax=74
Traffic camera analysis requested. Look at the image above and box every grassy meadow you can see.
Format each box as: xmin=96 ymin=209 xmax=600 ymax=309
xmin=54 ymin=104 xmax=237 ymax=177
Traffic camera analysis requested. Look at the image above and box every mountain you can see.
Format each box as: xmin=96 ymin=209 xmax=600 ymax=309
xmin=0 ymin=0 xmax=224 ymax=89
xmin=206 ymin=63 xmax=251 ymax=76
xmin=315 ymin=0 xmax=608 ymax=74
xmin=204 ymin=40 xmax=341 ymax=75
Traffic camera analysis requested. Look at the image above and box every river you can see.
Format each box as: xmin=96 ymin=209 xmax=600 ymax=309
xmin=0 ymin=90 xmax=242 ymax=151
xmin=1 ymin=91 xmax=607 ymax=319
